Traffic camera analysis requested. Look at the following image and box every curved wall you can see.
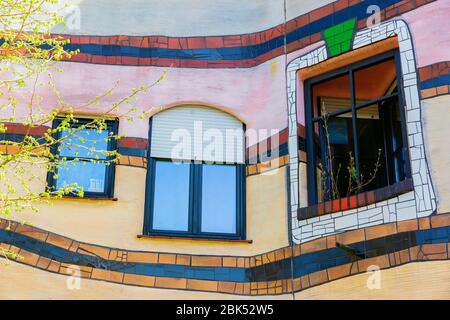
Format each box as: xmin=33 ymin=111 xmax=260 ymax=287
xmin=7 ymin=165 xmax=289 ymax=256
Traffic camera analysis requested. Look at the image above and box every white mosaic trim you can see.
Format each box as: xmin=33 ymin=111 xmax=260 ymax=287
xmin=286 ymin=46 xmax=328 ymax=233
xmin=286 ymin=19 xmax=437 ymax=244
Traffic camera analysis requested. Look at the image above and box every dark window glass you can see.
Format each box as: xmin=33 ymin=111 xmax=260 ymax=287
xmin=152 ymin=161 xmax=190 ymax=232
xmin=315 ymin=114 xmax=355 ymax=202
xmin=306 ymin=53 xmax=410 ymax=204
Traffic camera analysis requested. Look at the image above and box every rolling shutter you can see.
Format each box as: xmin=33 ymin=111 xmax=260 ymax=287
xmin=150 ymin=106 xmax=244 ymax=163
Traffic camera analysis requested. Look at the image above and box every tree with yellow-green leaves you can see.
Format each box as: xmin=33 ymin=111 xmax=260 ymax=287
xmin=0 ymin=0 xmax=164 ymax=264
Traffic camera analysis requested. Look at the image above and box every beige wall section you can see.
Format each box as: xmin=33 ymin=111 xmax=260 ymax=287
xmin=422 ymin=95 xmax=450 ymax=214
xmin=8 ymin=165 xmax=289 ymax=256
xmin=1 ymin=260 xmax=448 ymax=299
xmin=298 ymin=162 xmax=308 ymax=208
xmin=0 ymin=260 xmax=291 ymax=300
xmin=295 ymin=261 xmax=450 ymax=300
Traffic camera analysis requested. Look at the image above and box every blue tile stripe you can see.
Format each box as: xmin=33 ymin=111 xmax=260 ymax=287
xmin=1 ymin=224 xmax=448 ymax=284
xmin=118 ymin=147 xmax=146 ymax=157
xmin=420 ymin=74 xmax=450 ymax=90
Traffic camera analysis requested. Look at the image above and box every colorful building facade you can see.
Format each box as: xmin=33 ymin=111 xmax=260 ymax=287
xmin=0 ymin=0 xmax=449 ymax=299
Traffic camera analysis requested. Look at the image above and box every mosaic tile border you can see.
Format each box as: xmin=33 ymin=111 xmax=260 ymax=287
xmin=286 ymin=19 xmax=437 ymax=244
xmin=298 ymin=179 xmax=414 ymax=220
xmin=0 ymin=214 xmax=448 ymax=295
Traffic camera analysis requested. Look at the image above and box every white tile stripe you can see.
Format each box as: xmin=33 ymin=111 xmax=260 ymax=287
xmin=285 ymin=19 xmax=436 ymax=244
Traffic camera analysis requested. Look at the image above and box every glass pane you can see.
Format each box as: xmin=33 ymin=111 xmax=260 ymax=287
xmin=314 ymin=113 xmax=355 ymax=202
xmin=312 ymin=72 xmax=351 ymax=119
xmin=60 ymin=128 xmax=109 ymax=159
xmin=356 ymin=104 xmax=388 ymax=192
xmin=354 ymin=58 xmax=396 ymax=104
xmin=55 ymin=161 xmax=107 ymax=193
xmin=152 ymin=161 xmax=190 ymax=232
xmin=379 ymin=96 xmax=406 ymax=184
xmin=201 ymin=164 xmax=237 ymax=234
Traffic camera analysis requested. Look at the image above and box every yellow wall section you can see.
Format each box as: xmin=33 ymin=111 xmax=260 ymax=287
xmin=295 ymin=261 xmax=450 ymax=300
xmin=0 ymin=260 xmax=447 ymax=299
xmin=0 ymin=260 xmax=291 ymax=300
xmin=422 ymin=95 xmax=450 ymax=214
xmin=8 ymin=165 xmax=288 ymax=256
xmin=298 ymin=162 xmax=308 ymax=208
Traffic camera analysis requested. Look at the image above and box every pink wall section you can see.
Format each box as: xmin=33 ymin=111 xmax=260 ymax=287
xmin=8 ymin=56 xmax=288 ymax=139
xmin=403 ymin=1 xmax=450 ymax=68
xmin=4 ymin=2 xmax=447 ymax=139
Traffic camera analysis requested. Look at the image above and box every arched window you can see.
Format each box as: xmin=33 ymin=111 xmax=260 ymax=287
xmin=143 ymin=105 xmax=246 ymax=240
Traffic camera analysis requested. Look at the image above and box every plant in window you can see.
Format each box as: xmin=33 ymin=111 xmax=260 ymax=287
xmin=319 ymin=109 xmax=382 ymax=201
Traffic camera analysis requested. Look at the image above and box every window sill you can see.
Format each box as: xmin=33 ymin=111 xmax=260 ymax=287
xmin=41 ymin=195 xmax=118 ymax=202
xmin=137 ymin=234 xmax=253 ymax=244
xmin=297 ymin=178 xmax=414 ymax=221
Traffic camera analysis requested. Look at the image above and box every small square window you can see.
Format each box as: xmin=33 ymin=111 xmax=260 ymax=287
xmin=48 ymin=118 xmax=118 ymax=198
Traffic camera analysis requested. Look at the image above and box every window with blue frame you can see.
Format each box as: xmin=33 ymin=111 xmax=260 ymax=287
xmin=143 ymin=106 xmax=246 ymax=240
xmin=47 ymin=118 xmax=118 ymax=198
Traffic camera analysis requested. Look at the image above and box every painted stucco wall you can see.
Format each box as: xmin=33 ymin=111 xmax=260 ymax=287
xmin=422 ymin=95 xmax=450 ymax=214
xmin=53 ymin=0 xmax=334 ymax=37
xmin=0 ymin=0 xmax=448 ymax=299
xmin=5 ymin=2 xmax=448 ymax=142
xmin=0 ymin=260 xmax=291 ymax=299
xmin=295 ymin=261 xmax=450 ymax=300
xmin=0 ymin=259 xmax=447 ymax=299
xmin=7 ymin=165 xmax=289 ymax=256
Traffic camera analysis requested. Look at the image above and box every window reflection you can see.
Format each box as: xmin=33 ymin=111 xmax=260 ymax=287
xmin=56 ymin=161 xmax=106 ymax=193
xmin=201 ymin=164 xmax=237 ymax=234
xmin=152 ymin=161 xmax=190 ymax=232
xmin=59 ymin=128 xmax=109 ymax=159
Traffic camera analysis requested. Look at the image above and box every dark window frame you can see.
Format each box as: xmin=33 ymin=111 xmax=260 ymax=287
xmin=143 ymin=119 xmax=246 ymax=240
xmin=47 ymin=117 xmax=118 ymax=199
xmin=304 ymin=50 xmax=411 ymax=205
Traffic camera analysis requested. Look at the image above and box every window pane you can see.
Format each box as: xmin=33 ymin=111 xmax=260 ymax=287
xmin=355 ymin=105 xmax=388 ymax=192
xmin=312 ymin=72 xmax=351 ymax=118
xmin=60 ymin=128 xmax=109 ymax=159
xmin=152 ymin=161 xmax=190 ymax=232
xmin=380 ymin=96 xmax=406 ymax=184
xmin=354 ymin=58 xmax=396 ymax=103
xmin=201 ymin=164 xmax=237 ymax=234
xmin=315 ymin=113 xmax=355 ymax=202
xmin=55 ymin=161 xmax=107 ymax=193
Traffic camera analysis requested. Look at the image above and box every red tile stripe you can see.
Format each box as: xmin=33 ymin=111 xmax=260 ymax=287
xmin=60 ymin=0 xmax=434 ymax=68
xmin=419 ymin=61 xmax=450 ymax=98
xmin=2 ymin=123 xmax=50 ymax=136
xmin=419 ymin=61 xmax=449 ymax=82
xmin=117 ymin=137 xmax=148 ymax=149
